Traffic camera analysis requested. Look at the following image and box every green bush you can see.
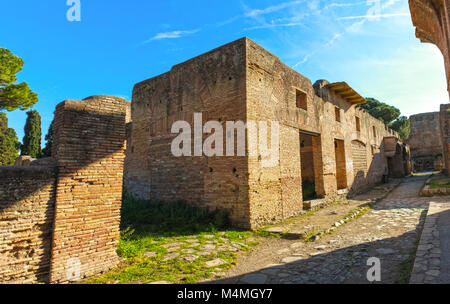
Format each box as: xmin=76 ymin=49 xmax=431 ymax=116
xmin=120 ymin=196 xmax=230 ymax=236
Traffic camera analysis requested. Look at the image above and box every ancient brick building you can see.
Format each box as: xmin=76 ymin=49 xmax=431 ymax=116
xmin=407 ymin=112 xmax=443 ymax=171
xmin=125 ymin=38 xmax=410 ymax=230
xmin=410 ymin=0 xmax=450 ymax=174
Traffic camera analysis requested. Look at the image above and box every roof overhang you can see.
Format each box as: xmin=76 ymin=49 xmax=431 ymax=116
xmin=327 ymin=82 xmax=366 ymax=105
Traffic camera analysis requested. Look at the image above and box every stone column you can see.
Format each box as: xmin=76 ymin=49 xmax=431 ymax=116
xmin=49 ymin=95 xmax=127 ymax=283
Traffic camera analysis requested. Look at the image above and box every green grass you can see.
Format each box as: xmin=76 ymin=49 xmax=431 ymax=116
xmin=85 ymin=196 xmax=257 ymax=284
xmin=120 ymin=196 xmax=230 ymax=235
xmin=428 ymin=177 xmax=450 ymax=189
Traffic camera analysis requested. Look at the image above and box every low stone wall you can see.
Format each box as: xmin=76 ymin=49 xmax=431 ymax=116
xmin=420 ymin=176 xmax=450 ymax=196
xmin=421 ymin=185 xmax=450 ymax=196
xmin=0 ymin=166 xmax=57 ymax=283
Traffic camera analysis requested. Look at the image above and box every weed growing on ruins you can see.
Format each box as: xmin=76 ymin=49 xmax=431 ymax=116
xmin=85 ymin=197 xmax=259 ymax=284
xmin=120 ymin=196 xmax=230 ymax=235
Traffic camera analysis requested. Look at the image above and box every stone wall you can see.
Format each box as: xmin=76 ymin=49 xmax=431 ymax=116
xmin=0 ymin=166 xmax=56 ymax=283
xmin=407 ymin=112 xmax=443 ymax=171
xmin=128 ymin=39 xmax=250 ymax=227
xmin=126 ymin=38 xmax=409 ymax=230
xmin=410 ymin=0 xmax=450 ymax=174
xmin=49 ymin=96 xmax=127 ymax=283
xmin=440 ymin=104 xmax=450 ymax=174
xmin=410 ymin=0 xmax=450 ymax=96
xmin=245 ymin=40 xmax=407 ymax=227
xmin=0 ymin=95 xmax=127 ymax=284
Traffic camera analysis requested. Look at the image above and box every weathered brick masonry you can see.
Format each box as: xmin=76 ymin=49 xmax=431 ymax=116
xmin=125 ymin=38 xmax=410 ymax=230
xmin=0 ymin=166 xmax=56 ymax=283
xmin=407 ymin=112 xmax=443 ymax=171
xmin=440 ymin=103 xmax=450 ymax=172
xmin=0 ymin=95 xmax=127 ymax=284
xmin=410 ymin=0 xmax=450 ymax=174
xmin=49 ymin=95 xmax=127 ymax=283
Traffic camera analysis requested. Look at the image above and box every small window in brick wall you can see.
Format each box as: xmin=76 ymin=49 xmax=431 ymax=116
xmin=335 ymin=107 xmax=341 ymax=122
xmin=373 ymin=126 xmax=376 ymax=138
xmin=296 ymin=89 xmax=307 ymax=111
xmin=355 ymin=116 xmax=361 ymax=132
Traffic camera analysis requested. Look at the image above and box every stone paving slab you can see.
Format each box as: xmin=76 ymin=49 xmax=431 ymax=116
xmin=410 ymin=202 xmax=450 ymax=284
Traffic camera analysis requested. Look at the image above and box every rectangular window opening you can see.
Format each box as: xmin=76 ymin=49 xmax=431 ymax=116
xmin=296 ymin=89 xmax=308 ymax=111
xmin=335 ymin=107 xmax=341 ymax=122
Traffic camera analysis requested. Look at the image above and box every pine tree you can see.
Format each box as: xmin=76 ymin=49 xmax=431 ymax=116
xmin=0 ymin=48 xmax=38 ymax=112
xmin=21 ymin=110 xmax=41 ymax=158
xmin=0 ymin=113 xmax=20 ymax=165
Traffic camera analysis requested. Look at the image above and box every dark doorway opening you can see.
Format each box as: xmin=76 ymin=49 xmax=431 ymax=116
xmin=300 ymin=131 xmax=324 ymax=201
xmin=334 ymin=139 xmax=347 ymax=190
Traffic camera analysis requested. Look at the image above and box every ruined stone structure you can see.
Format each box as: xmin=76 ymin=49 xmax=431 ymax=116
xmin=410 ymin=0 xmax=450 ymax=96
xmin=125 ymin=38 xmax=410 ymax=230
xmin=407 ymin=112 xmax=443 ymax=171
xmin=0 ymin=96 xmax=127 ymax=284
xmin=410 ymin=0 xmax=450 ymax=174
xmin=440 ymin=103 xmax=450 ymax=172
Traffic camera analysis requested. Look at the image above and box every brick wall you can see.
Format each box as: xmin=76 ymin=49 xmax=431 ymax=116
xmin=410 ymin=0 xmax=450 ymax=96
xmin=126 ymin=38 xmax=409 ymax=230
xmin=407 ymin=112 xmax=443 ymax=171
xmin=440 ymin=104 xmax=450 ymax=174
xmin=0 ymin=166 xmax=56 ymax=283
xmin=128 ymin=39 xmax=250 ymax=228
xmin=49 ymin=95 xmax=127 ymax=283
xmin=0 ymin=95 xmax=127 ymax=284
xmin=410 ymin=0 xmax=450 ymax=174
xmin=245 ymin=39 xmax=404 ymax=228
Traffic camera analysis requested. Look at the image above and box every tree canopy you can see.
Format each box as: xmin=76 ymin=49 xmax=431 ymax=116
xmin=361 ymin=97 xmax=410 ymax=140
xmin=0 ymin=113 xmax=20 ymax=165
xmin=390 ymin=116 xmax=410 ymax=140
xmin=361 ymin=98 xmax=401 ymax=125
xmin=0 ymin=48 xmax=38 ymax=112
xmin=21 ymin=110 xmax=42 ymax=158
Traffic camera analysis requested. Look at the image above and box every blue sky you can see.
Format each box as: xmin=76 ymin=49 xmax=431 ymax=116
xmin=1 ymin=0 xmax=448 ymax=145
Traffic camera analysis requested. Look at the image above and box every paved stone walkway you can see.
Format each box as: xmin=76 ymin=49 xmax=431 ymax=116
xmin=210 ymin=175 xmax=450 ymax=284
xmin=410 ymin=202 xmax=450 ymax=283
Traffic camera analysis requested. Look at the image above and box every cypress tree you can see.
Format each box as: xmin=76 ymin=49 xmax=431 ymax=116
xmin=0 ymin=113 xmax=20 ymax=165
xmin=21 ymin=110 xmax=41 ymax=158
xmin=41 ymin=119 xmax=53 ymax=157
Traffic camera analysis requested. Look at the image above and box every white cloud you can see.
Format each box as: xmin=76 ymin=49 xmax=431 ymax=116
xmin=243 ymin=0 xmax=305 ymax=18
xmin=325 ymin=1 xmax=367 ymax=9
xmin=382 ymin=0 xmax=402 ymax=10
xmin=144 ymin=29 xmax=200 ymax=43
xmin=338 ymin=12 xmax=410 ymax=20
xmin=244 ymin=22 xmax=305 ymax=31
xmin=293 ymin=33 xmax=342 ymax=67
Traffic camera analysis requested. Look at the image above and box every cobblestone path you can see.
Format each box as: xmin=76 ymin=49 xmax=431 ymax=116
xmin=210 ymin=175 xmax=450 ymax=284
